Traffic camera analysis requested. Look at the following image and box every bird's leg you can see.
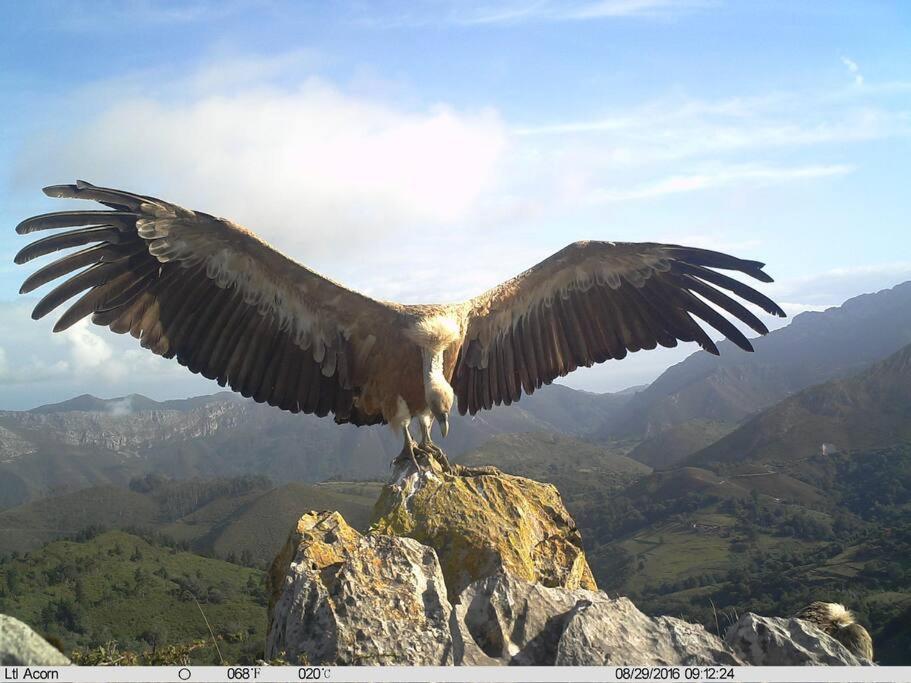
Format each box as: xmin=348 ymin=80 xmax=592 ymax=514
xmin=417 ymin=414 xmax=441 ymax=453
xmin=417 ymin=414 xmax=454 ymax=473
xmin=392 ymin=422 xmax=424 ymax=473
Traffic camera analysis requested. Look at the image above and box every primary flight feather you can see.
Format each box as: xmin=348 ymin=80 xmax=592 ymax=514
xmin=15 ymin=181 xmax=785 ymax=471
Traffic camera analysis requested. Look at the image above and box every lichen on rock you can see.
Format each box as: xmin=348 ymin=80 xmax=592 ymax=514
xmin=369 ymin=456 xmax=596 ymax=598
xmin=266 ymin=453 xmax=875 ymax=667
xmin=266 ymin=510 xmax=452 ymax=665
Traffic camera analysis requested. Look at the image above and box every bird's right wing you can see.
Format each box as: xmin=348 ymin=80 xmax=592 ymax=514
xmin=15 ymin=181 xmax=399 ymax=423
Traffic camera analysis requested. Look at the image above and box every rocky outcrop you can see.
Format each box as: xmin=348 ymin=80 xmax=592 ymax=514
xmin=370 ymin=459 xmax=596 ymax=598
xmin=726 ymin=613 xmax=873 ymax=665
xmin=266 ymin=511 xmax=452 ymax=665
xmin=267 ymin=513 xmax=735 ymax=666
xmin=0 ymin=614 xmax=70 ymax=665
xmin=453 ymin=573 xmax=740 ymax=666
xmin=267 ymin=455 xmax=874 ymax=667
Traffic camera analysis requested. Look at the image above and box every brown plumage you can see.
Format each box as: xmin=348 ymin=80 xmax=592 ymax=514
xmin=15 ymin=180 xmax=786 ymax=467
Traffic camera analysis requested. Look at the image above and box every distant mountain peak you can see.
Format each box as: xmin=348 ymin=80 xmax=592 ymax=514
xmin=30 ymin=394 xmax=121 ymax=414
xmin=688 ymin=340 xmax=911 ymax=467
xmin=595 ymin=279 xmax=911 ymax=459
xmin=27 ymin=391 xmax=245 ymax=415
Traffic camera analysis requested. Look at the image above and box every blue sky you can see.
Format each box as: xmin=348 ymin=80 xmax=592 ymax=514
xmin=1 ymin=0 xmax=910 ymax=409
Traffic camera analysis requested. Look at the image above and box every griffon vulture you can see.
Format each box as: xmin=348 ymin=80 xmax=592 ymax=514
xmin=15 ymin=181 xmax=785 ymax=472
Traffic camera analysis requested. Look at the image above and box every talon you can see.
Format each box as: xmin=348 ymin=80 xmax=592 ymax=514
xmin=418 ymin=441 xmax=441 ymax=455
xmin=418 ymin=441 xmax=453 ymax=473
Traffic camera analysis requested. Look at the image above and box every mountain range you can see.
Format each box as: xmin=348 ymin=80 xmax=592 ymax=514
xmin=691 ymin=341 xmax=911 ymax=468
xmin=2 ymin=281 xmax=911 ymax=509
xmin=594 ymin=281 xmax=911 ymax=465
xmin=0 ymin=383 xmax=629 ymax=509
xmin=583 ymin=338 xmax=911 ymax=664
xmin=0 ymin=280 xmax=909 ymax=663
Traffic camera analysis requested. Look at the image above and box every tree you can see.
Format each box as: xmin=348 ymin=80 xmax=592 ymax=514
xmin=138 ymin=625 xmax=168 ymax=649
xmin=74 ymin=578 xmax=87 ymax=604
xmin=41 ymin=597 xmax=85 ymax=633
xmin=5 ymin=567 xmax=20 ymax=595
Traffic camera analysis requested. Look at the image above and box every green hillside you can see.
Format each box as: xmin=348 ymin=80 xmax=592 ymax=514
xmin=0 ymin=485 xmax=159 ymax=553
xmin=580 ymin=346 xmax=911 ymax=663
xmin=691 ymin=343 xmax=911 ymax=468
xmin=457 ymin=430 xmax=650 ymax=511
xmin=0 ymin=530 xmax=267 ymax=664
xmin=0 ymin=476 xmax=380 ymax=564
xmin=181 ymin=481 xmax=382 ymax=563
xmin=587 ymin=441 xmax=911 ymax=664
xmin=628 ymin=420 xmax=736 ymax=469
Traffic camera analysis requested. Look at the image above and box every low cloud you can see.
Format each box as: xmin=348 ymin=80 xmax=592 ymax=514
xmin=0 ymin=300 xmax=212 ymax=408
xmin=105 ymin=396 xmax=134 ymax=417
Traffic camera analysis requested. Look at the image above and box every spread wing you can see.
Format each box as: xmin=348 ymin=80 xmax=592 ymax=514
xmin=452 ymin=240 xmax=785 ymax=415
xmin=15 ymin=180 xmax=398 ymax=424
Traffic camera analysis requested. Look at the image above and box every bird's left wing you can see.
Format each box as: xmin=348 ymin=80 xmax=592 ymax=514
xmin=452 ymin=240 xmax=785 ymax=415
xmin=15 ymin=181 xmax=399 ymax=423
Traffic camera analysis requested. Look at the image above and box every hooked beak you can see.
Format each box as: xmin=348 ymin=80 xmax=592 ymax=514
xmin=435 ymin=412 xmax=449 ymax=438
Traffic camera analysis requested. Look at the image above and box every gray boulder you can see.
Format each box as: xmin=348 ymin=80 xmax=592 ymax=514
xmin=0 ymin=615 xmax=70 ymax=666
xmin=725 ymin=613 xmax=873 ymax=665
xmin=266 ymin=511 xmax=452 ymax=665
xmin=454 ymin=573 xmax=741 ymax=665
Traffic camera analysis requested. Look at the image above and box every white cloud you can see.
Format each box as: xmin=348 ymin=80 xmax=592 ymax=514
xmin=586 ymin=164 xmax=852 ymax=203
xmin=15 ymin=78 xmax=508 ymax=262
xmin=0 ymin=344 xmax=70 ymax=386
xmin=0 ymin=300 xmax=207 ymax=405
xmin=394 ymin=0 xmax=715 ymax=26
xmin=49 ymin=0 xmax=250 ymax=31
xmin=56 ymin=320 xmax=127 ymax=382
xmin=502 ymin=88 xmax=908 ymax=214
xmin=6 ymin=50 xmax=910 ymax=406
xmin=841 ymin=56 xmax=864 ymax=87
xmin=105 ymin=396 xmax=134 ymax=416
xmin=566 ymin=0 xmax=712 ymax=19
xmin=513 ymin=96 xmax=909 ymax=161
xmin=14 ymin=53 xmax=906 ymax=279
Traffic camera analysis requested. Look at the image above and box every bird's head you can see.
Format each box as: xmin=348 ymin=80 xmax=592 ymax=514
xmin=428 ymin=377 xmax=454 ymax=438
